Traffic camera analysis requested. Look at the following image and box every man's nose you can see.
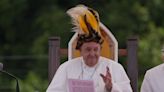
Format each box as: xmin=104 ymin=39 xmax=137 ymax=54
xmin=89 ymin=50 xmax=95 ymax=55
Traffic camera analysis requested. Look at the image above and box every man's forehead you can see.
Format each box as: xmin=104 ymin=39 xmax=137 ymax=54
xmin=83 ymin=42 xmax=100 ymax=45
xmin=82 ymin=42 xmax=100 ymax=48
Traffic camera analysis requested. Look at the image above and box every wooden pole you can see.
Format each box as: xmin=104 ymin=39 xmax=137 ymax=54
xmin=127 ymin=36 xmax=138 ymax=92
xmin=48 ymin=37 xmax=60 ymax=83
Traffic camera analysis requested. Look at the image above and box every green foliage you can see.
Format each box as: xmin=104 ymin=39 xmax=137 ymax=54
xmin=138 ymin=22 xmax=164 ymax=88
xmin=0 ymin=73 xmax=15 ymax=92
xmin=138 ymin=22 xmax=164 ymax=73
xmin=0 ymin=0 xmax=27 ymax=28
xmin=31 ymin=5 xmax=72 ymax=49
xmin=11 ymin=72 xmax=48 ymax=92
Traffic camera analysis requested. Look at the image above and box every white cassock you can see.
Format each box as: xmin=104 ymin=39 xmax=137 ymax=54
xmin=141 ymin=63 xmax=164 ymax=92
xmin=46 ymin=56 xmax=132 ymax=92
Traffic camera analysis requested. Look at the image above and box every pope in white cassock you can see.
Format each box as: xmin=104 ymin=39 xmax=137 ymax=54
xmin=46 ymin=5 xmax=132 ymax=92
xmin=141 ymin=45 xmax=164 ymax=92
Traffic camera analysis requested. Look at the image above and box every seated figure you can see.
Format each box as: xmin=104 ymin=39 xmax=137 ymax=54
xmin=46 ymin=5 xmax=132 ymax=92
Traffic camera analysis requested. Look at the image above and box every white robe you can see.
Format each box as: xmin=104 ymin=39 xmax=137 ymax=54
xmin=141 ymin=63 xmax=164 ymax=92
xmin=47 ymin=56 xmax=132 ymax=92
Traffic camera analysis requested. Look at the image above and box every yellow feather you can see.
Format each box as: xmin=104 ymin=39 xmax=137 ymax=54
xmin=67 ymin=5 xmax=101 ymax=36
xmin=78 ymin=16 xmax=89 ymax=35
xmin=86 ymin=10 xmax=99 ymax=32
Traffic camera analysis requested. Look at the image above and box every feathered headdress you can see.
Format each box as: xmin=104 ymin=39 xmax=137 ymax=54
xmin=67 ymin=5 xmax=104 ymax=49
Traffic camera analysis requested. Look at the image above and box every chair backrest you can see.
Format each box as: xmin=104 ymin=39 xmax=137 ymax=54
xmin=68 ymin=23 xmax=118 ymax=62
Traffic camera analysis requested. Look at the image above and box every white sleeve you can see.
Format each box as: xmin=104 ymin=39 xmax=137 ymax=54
xmin=109 ymin=63 xmax=133 ymax=92
xmin=46 ymin=63 xmax=67 ymax=92
xmin=140 ymin=71 xmax=153 ymax=92
xmin=104 ymin=83 xmax=122 ymax=92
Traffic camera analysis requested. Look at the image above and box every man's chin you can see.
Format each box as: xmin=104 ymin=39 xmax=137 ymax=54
xmin=88 ymin=60 xmax=98 ymax=65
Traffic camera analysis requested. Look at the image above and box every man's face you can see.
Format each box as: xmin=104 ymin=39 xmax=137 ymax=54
xmin=80 ymin=42 xmax=101 ymax=67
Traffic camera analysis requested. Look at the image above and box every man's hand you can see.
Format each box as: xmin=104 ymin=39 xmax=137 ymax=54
xmin=100 ymin=66 xmax=112 ymax=92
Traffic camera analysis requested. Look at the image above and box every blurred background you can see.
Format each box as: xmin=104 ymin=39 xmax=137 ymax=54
xmin=0 ymin=0 xmax=164 ymax=92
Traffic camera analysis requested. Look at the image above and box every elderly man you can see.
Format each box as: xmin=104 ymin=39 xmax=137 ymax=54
xmin=141 ymin=45 xmax=164 ymax=92
xmin=46 ymin=5 xmax=132 ymax=92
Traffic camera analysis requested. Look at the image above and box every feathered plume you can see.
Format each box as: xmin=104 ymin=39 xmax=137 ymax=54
xmin=67 ymin=5 xmax=101 ymax=36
